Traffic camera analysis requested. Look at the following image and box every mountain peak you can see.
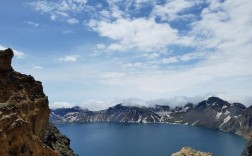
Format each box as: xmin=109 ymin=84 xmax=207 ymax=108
xmin=207 ymin=96 xmax=224 ymax=102
xmin=206 ymin=96 xmax=230 ymax=106
xmin=113 ymin=103 xmax=124 ymax=108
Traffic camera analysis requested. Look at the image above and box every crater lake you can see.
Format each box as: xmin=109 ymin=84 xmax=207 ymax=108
xmin=57 ymin=123 xmax=246 ymax=156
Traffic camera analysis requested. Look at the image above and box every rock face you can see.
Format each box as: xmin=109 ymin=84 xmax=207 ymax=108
xmin=242 ymin=139 xmax=252 ymax=156
xmin=44 ymin=123 xmax=76 ymax=156
xmin=0 ymin=49 xmax=76 ymax=156
xmin=172 ymin=147 xmax=213 ymax=156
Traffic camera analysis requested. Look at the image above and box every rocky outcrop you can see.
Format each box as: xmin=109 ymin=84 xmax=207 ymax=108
xmin=0 ymin=48 xmax=14 ymax=72
xmin=172 ymin=147 xmax=213 ymax=156
xmin=0 ymin=48 xmax=76 ymax=156
xmin=44 ymin=123 xmax=76 ymax=156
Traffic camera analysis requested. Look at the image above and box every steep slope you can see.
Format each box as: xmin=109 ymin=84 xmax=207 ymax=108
xmin=0 ymin=48 xmax=75 ymax=156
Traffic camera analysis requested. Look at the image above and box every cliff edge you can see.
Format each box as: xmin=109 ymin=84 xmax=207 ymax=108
xmin=0 ymin=48 xmax=75 ymax=156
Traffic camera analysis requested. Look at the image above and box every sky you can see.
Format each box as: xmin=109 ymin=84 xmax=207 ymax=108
xmin=0 ymin=0 xmax=252 ymax=110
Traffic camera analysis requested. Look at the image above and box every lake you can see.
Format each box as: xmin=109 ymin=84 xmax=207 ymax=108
xmin=57 ymin=123 xmax=246 ymax=156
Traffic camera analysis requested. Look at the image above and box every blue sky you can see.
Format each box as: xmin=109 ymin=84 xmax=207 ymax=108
xmin=0 ymin=0 xmax=252 ymax=110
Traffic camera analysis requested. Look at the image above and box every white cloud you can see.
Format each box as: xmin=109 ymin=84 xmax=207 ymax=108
xmin=24 ymin=21 xmax=39 ymax=27
xmin=72 ymin=0 xmax=87 ymax=4
xmin=122 ymin=62 xmax=158 ymax=69
xmin=107 ymin=43 xmax=126 ymax=51
xmin=66 ymin=18 xmax=79 ymax=24
xmin=81 ymin=99 xmax=119 ymax=111
xmin=50 ymin=11 xmax=69 ymax=21
xmin=30 ymin=0 xmax=88 ymax=12
xmin=142 ymin=53 xmax=160 ymax=59
xmin=146 ymin=96 xmax=205 ymax=108
xmin=58 ymin=55 xmax=79 ymax=62
xmin=30 ymin=0 xmax=88 ymax=23
xmin=13 ymin=50 xmax=25 ymax=59
xmin=100 ymin=72 xmax=126 ymax=79
xmin=33 ymin=65 xmax=43 ymax=70
xmin=160 ymin=52 xmax=207 ymax=64
xmin=178 ymin=52 xmax=207 ymax=61
xmin=96 ymin=44 xmax=106 ymax=49
xmin=62 ymin=30 xmax=74 ymax=34
xmin=151 ymin=0 xmax=196 ymax=21
xmin=88 ymin=18 xmax=191 ymax=52
xmin=161 ymin=57 xmax=179 ymax=64
xmin=50 ymin=101 xmax=76 ymax=109
xmin=190 ymin=0 xmax=252 ymax=50
xmin=0 ymin=45 xmax=6 ymax=50
xmin=30 ymin=1 xmax=54 ymax=12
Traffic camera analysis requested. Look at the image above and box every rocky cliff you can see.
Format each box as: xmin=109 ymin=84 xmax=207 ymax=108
xmin=0 ymin=48 xmax=76 ymax=156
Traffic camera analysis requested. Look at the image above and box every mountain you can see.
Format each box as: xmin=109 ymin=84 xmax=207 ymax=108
xmin=50 ymin=97 xmax=252 ymax=139
xmin=0 ymin=48 xmax=76 ymax=156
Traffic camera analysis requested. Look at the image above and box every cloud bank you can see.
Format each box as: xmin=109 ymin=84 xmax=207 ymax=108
xmin=51 ymin=93 xmax=252 ymax=111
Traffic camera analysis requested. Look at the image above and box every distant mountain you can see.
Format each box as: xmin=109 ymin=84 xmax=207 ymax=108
xmin=50 ymin=97 xmax=252 ymax=139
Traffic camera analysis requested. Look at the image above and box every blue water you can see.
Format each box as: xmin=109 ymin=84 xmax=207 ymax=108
xmin=57 ymin=123 xmax=246 ymax=156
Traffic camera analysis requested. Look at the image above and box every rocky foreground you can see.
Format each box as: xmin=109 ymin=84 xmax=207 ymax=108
xmin=0 ymin=48 xmax=76 ymax=155
xmin=172 ymin=147 xmax=213 ymax=156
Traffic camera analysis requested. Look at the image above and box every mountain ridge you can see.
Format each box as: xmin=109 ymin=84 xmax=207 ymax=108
xmin=50 ymin=96 xmax=252 ymax=139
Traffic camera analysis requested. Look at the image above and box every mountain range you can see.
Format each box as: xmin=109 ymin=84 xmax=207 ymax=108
xmin=50 ymin=96 xmax=252 ymax=139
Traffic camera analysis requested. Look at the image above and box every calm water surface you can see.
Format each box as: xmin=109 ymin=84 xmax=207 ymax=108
xmin=57 ymin=123 xmax=246 ymax=156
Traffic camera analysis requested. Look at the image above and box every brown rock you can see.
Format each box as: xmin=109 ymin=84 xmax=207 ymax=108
xmin=172 ymin=147 xmax=214 ymax=156
xmin=0 ymin=48 xmax=14 ymax=72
